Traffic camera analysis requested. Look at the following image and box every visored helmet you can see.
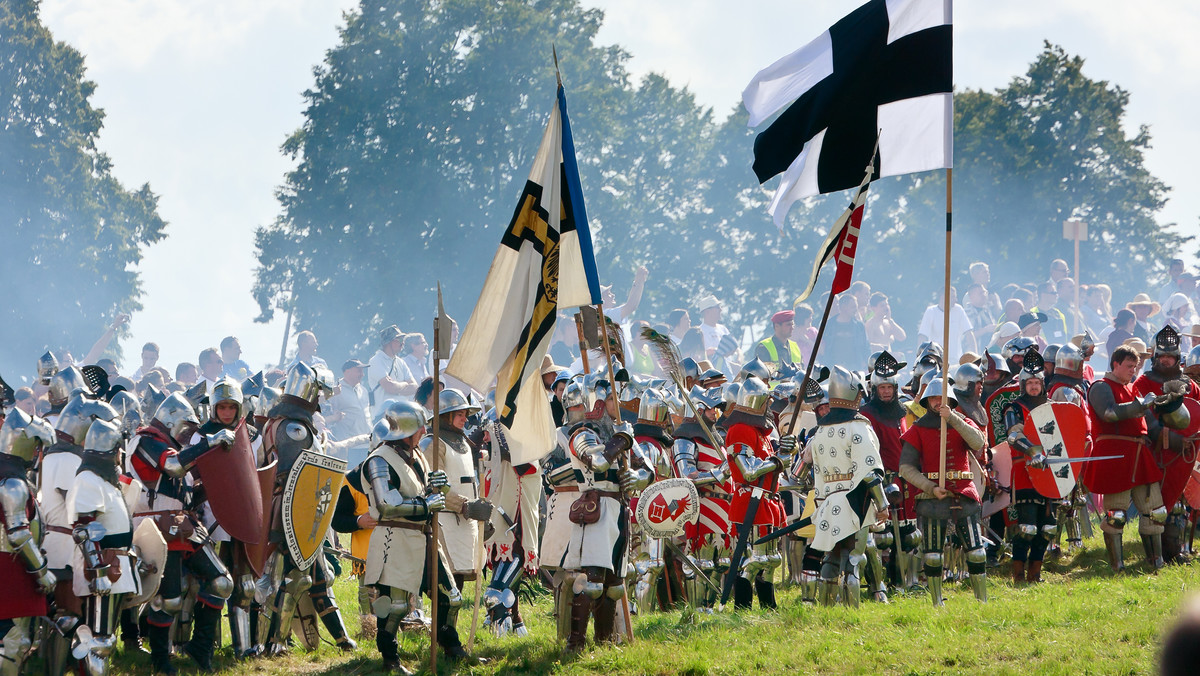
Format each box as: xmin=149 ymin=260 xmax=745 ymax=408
xmin=83 ymin=418 xmax=124 ymax=456
xmin=637 ymin=388 xmax=673 ymax=428
xmin=283 ymin=362 xmax=335 ymax=404
xmin=689 ymin=385 xmax=724 ymax=412
xmin=870 ymin=351 xmax=907 ymax=390
xmin=255 ymin=386 xmax=281 ymax=418
xmin=738 ymin=357 xmax=774 ymax=384
xmin=0 ymin=408 xmax=56 ymax=462
xmin=1002 ymin=337 xmax=1036 ymax=361
xmin=1153 ymin=325 xmax=1183 ymax=362
xmin=37 ymin=351 xmax=60 ymax=386
xmin=48 ymin=366 xmax=92 ymax=408
xmin=1019 ymin=349 xmax=1047 ymax=388
xmin=372 ymin=400 xmax=428 ymax=447
xmin=827 ymin=365 xmax=864 ymax=410
xmin=153 ymin=392 xmax=200 ymax=440
xmin=732 ymin=376 xmax=770 ymax=416
xmin=1055 ymin=342 xmax=1085 ymax=378
xmin=56 ymin=396 xmax=118 ymax=445
xmin=108 ymin=390 xmax=143 ymax=438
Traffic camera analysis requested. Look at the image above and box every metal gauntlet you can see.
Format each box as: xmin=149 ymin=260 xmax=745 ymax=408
xmin=7 ymin=526 xmax=56 ymax=595
xmin=731 ymin=443 xmax=783 ymax=482
xmin=73 ymin=523 xmax=112 ymax=596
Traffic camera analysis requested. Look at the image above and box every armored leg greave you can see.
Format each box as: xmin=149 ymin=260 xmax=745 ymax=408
xmin=864 ymin=534 xmax=888 ymax=603
xmin=1103 ymin=532 xmax=1125 ymax=572
xmin=310 ymin=558 xmax=355 ymax=650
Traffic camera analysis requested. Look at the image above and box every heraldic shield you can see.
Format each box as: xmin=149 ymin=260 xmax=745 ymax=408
xmin=194 ymin=420 xmax=263 ymax=544
xmin=635 ymin=477 xmax=700 ymax=539
xmin=1024 ymin=401 xmax=1089 ymax=500
xmin=282 ymin=450 xmax=347 ymax=570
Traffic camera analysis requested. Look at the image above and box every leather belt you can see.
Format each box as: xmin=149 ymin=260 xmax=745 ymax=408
xmin=47 ymin=525 xmax=73 ymax=535
xmin=925 ymin=471 xmax=972 ymax=481
xmin=591 ymin=490 xmax=623 ymax=500
xmin=824 ymin=472 xmax=854 ymax=483
xmin=376 ymin=520 xmax=429 ymax=532
xmin=701 ymin=490 xmax=733 ymax=501
xmin=553 ymin=486 xmax=579 ymax=493
xmin=1094 ymin=435 xmax=1147 ymax=445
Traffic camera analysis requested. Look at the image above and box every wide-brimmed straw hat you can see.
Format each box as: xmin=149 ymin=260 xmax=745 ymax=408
xmin=1125 ymin=293 xmax=1161 ymax=317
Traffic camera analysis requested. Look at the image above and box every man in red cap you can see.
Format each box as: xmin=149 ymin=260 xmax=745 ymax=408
xmin=756 ymin=310 xmax=804 ymax=370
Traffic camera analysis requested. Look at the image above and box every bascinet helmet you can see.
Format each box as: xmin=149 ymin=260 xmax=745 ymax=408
xmin=731 ymin=376 xmax=770 ymax=416
xmin=637 ymin=388 xmax=673 ymax=428
xmin=870 ymin=351 xmax=907 ymax=391
xmin=108 ymin=390 xmax=143 ymax=438
xmin=83 ymin=418 xmax=124 ymax=456
xmin=1152 ymin=325 xmax=1183 ymax=365
xmin=1055 ymin=342 xmax=1085 ymax=379
xmin=48 ymin=366 xmax=92 ymax=409
xmin=737 ymin=357 xmax=774 ymax=384
xmin=37 ymin=351 xmax=60 ymax=386
xmin=1018 ymin=349 xmax=1046 ymax=391
xmin=282 ymin=362 xmax=335 ymax=404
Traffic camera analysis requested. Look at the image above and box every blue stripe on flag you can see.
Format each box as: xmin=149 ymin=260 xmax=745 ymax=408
xmin=557 ymin=85 xmax=602 ymax=305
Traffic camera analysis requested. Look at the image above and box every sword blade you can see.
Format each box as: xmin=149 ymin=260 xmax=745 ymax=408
xmin=720 ymin=494 xmax=761 ymax=605
xmin=752 ymin=515 xmax=813 ymax=546
xmin=662 ymin=539 xmax=721 ymax=597
xmin=1044 ymin=454 xmax=1123 ymax=465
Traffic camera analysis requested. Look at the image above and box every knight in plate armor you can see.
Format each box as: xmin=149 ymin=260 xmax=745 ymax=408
xmin=807 ymin=366 xmax=888 ymax=608
xmin=0 ymin=409 xmax=56 ymax=676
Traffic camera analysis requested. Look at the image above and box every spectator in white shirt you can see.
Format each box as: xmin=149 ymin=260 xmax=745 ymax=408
xmin=326 ymin=359 xmax=372 ymax=468
xmin=401 ymin=333 xmax=430 ymax=382
xmin=917 ymin=287 xmax=975 ymax=364
xmin=695 ymin=294 xmax=731 ymax=357
xmin=197 ymin=347 xmax=223 ymax=396
xmin=130 ymin=341 xmax=160 ymax=384
xmin=220 ymin=335 xmax=253 ymax=380
xmin=368 ymin=325 xmax=417 ymax=405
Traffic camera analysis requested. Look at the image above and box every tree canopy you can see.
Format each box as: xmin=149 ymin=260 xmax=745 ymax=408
xmin=0 ymin=0 xmax=166 ymax=377
xmin=256 ymin=0 xmax=1188 ymax=364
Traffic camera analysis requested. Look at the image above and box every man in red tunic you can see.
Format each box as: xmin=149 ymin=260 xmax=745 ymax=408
xmin=898 ymin=376 xmax=988 ymax=605
xmin=1083 ymin=345 xmax=1172 ymax=571
xmin=859 ymin=351 xmax=917 ymax=590
xmin=724 ymin=375 xmax=789 ymax=609
xmin=1132 ymin=326 xmax=1197 ymax=563
xmin=1001 ymin=350 xmax=1057 ymax=583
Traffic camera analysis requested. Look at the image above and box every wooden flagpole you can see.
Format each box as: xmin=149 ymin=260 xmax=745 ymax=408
xmin=428 ymin=285 xmax=444 ymax=672
xmin=785 ymin=289 xmax=837 ymax=434
xmin=595 ymin=303 xmax=635 ymax=644
xmin=938 ymin=169 xmax=953 ymax=488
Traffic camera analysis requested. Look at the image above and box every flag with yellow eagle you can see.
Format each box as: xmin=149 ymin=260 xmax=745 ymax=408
xmin=448 ymin=83 xmax=601 ymax=465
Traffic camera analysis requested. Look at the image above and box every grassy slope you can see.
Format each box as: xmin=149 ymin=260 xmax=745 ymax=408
xmin=109 ymin=530 xmax=1191 ymax=676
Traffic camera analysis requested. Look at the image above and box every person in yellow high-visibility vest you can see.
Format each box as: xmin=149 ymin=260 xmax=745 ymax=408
xmin=755 ymin=310 xmax=804 ymax=370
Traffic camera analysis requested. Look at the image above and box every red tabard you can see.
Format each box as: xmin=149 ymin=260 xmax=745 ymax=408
xmin=0 ymin=495 xmax=49 ymax=620
xmin=1083 ymin=377 xmax=1159 ymax=494
xmin=862 ymin=409 xmax=916 ymax=519
xmin=899 ymin=421 xmax=981 ymax=503
xmin=724 ymin=423 xmax=784 ymax=529
xmin=860 ymin=409 xmax=907 ymax=473
xmin=1133 ymin=375 xmax=1200 ymax=508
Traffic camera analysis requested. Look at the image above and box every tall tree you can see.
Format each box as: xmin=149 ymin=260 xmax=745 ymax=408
xmin=0 ymin=0 xmax=166 ymax=378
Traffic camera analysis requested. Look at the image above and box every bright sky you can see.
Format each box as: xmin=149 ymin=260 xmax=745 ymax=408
xmin=40 ymin=0 xmax=1200 ymax=374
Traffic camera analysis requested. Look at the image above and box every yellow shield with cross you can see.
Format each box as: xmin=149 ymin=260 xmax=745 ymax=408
xmin=282 ymin=450 xmax=348 ymax=570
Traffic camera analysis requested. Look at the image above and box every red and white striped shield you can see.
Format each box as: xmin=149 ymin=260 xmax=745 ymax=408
xmin=1024 ymin=402 xmax=1089 ymax=500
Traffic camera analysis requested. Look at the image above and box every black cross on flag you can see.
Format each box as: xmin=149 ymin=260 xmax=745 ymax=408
xmin=743 ymin=0 xmax=952 ymax=228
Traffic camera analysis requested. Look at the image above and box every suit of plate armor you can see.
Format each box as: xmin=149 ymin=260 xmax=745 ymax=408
xmin=1047 ymin=342 xmax=1095 ymax=552
xmin=1002 ymin=351 xmax=1058 ymax=584
xmin=631 ymin=388 xmax=680 ymax=613
xmin=361 ymin=399 xmax=469 ymax=673
xmin=67 ymin=419 xmax=140 ymax=676
xmin=724 ymin=376 xmax=787 ymax=610
xmin=256 ymin=363 xmax=354 ymax=655
xmin=671 ymin=386 xmax=730 ymax=613
xmin=0 ymin=409 xmax=56 ymax=676
xmin=898 ymin=378 xmax=989 ymax=605
xmin=808 ymin=367 xmax=887 ymax=608
xmin=561 ymin=378 xmax=649 ymax=652
xmin=127 ymin=392 xmax=234 ymax=674
xmin=40 ymin=395 xmax=118 ymax=676
xmin=1132 ymin=326 xmax=1196 ymax=565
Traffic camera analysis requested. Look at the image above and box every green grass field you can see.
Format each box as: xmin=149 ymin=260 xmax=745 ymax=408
xmin=107 ymin=530 xmax=1194 ymax=675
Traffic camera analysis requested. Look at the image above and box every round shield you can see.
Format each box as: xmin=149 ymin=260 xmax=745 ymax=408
xmin=985 ymin=385 xmax=1020 ymax=446
xmin=123 ymin=518 xmax=167 ymax=610
xmin=1182 ymin=458 xmax=1200 ymax=510
xmin=1024 ymin=402 xmax=1089 ymax=500
xmin=635 ymin=477 xmax=700 ymax=539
